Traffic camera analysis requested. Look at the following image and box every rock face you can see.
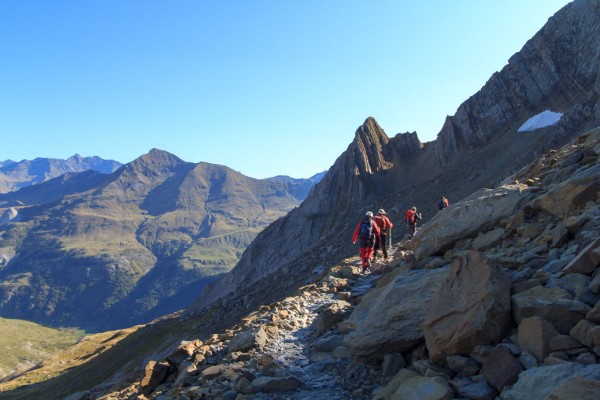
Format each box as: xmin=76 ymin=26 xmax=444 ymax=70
xmin=433 ymin=0 xmax=600 ymax=165
xmin=412 ymin=185 xmax=528 ymax=260
xmin=343 ymin=267 xmax=449 ymax=358
xmin=423 ymin=251 xmax=511 ymax=362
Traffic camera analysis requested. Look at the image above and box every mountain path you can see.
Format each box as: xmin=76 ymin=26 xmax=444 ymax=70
xmin=254 ymin=260 xmax=381 ymax=400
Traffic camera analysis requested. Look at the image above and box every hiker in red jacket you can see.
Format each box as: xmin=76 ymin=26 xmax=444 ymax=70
xmin=352 ymin=211 xmax=380 ymax=273
xmin=404 ymin=206 xmax=422 ymax=240
xmin=438 ymin=196 xmax=449 ymax=211
xmin=373 ymin=209 xmax=393 ymax=261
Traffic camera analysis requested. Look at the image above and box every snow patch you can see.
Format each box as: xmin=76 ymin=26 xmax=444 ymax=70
xmin=517 ymin=110 xmax=563 ymax=132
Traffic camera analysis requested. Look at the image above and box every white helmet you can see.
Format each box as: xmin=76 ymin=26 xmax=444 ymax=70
xmin=377 ymin=209 xmax=386 ymax=215
xmin=365 ymin=211 xmax=374 ymax=217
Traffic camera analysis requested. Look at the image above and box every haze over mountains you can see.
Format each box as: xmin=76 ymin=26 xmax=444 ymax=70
xmin=0 ymin=150 xmax=323 ymax=330
xmin=0 ymin=155 xmax=122 ymax=194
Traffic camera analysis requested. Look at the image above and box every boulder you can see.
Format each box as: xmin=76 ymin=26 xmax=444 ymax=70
xmin=228 ymin=326 xmax=267 ymax=353
xmin=140 ymin=360 xmax=171 ymax=393
xmin=413 ymin=184 xmax=528 ymax=260
xmin=536 ymin=164 xmax=600 ymax=217
xmin=423 ymin=252 xmax=511 ymax=362
xmin=502 ymin=363 xmax=600 ymax=400
xmin=481 ymin=346 xmax=523 ymax=392
xmin=569 ymin=319 xmax=600 ymax=349
xmin=250 ymin=376 xmax=303 ymax=393
xmin=517 ymin=316 xmax=560 ymax=362
xmin=547 ymin=376 xmax=600 ymax=399
xmin=563 ymin=237 xmax=600 ymax=275
xmin=343 ymin=267 xmax=449 ymax=358
xmin=391 ymin=376 xmax=453 ymax=400
xmin=472 ymin=228 xmax=507 ymax=250
xmin=315 ymin=300 xmax=352 ymax=334
xmin=512 ymin=286 xmax=590 ymax=333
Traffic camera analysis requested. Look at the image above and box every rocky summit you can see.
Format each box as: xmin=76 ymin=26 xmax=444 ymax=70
xmin=25 ymin=126 xmax=597 ymax=400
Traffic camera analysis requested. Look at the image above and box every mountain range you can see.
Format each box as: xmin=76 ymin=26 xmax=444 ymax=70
xmin=0 ymin=155 xmax=122 ymax=194
xmin=0 ymin=150 xmax=323 ymax=330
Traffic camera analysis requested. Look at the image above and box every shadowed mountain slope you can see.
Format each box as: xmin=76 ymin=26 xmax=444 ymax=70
xmin=191 ymin=0 xmax=600 ymax=314
xmin=0 ymin=149 xmax=318 ymax=331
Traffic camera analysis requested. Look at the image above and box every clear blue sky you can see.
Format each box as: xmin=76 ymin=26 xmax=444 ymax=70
xmin=0 ymin=1 xmax=573 ymax=179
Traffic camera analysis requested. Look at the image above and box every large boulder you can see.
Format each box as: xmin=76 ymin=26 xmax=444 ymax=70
xmin=412 ymin=184 xmax=528 ymax=260
xmin=502 ymin=363 xmax=600 ymax=400
xmin=423 ymin=252 xmax=511 ymax=362
xmin=343 ymin=267 xmax=449 ymax=358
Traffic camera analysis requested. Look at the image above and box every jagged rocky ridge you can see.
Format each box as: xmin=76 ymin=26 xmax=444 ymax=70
xmin=67 ymin=127 xmax=600 ymax=400
xmin=192 ymin=0 xmax=600 ymax=314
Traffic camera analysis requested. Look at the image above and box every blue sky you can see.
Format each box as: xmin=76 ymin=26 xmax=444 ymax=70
xmin=0 ymin=1 xmax=573 ymax=179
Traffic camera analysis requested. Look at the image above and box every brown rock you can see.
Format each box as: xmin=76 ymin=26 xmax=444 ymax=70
xmin=343 ymin=267 xmax=448 ymax=358
xmin=315 ymin=300 xmax=352 ymax=334
xmin=547 ymin=376 xmax=600 ymax=399
xmin=549 ymin=334 xmax=583 ymax=352
xmin=563 ymin=237 xmax=600 ymax=275
xmin=140 ymin=360 xmax=171 ymax=392
xmin=424 ymin=252 xmax=511 ymax=362
xmin=481 ymin=346 xmax=524 ymax=392
xmin=518 ymin=316 xmax=560 ymax=362
xmin=228 ymin=326 xmax=268 ymax=353
xmin=570 ymin=319 xmax=600 ymax=349
xmin=512 ymin=286 xmax=588 ymax=333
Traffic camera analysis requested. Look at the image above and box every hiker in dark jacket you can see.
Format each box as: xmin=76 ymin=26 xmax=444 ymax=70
xmin=352 ymin=211 xmax=380 ymax=272
xmin=373 ymin=208 xmax=393 ymax=261
xmin=404 ymin=206 xmax=422 ymax=239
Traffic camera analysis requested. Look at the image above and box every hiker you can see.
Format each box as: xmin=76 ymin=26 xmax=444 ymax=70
xmin=404 ymin=206 xmax=422 ymax=239
xmin=373 ymin=208 xmax=393 ymax=261
xmin=352 ymin=211 xmax=380 ymax=272
xmin=438 ymin=196 xmax=449 ymax=211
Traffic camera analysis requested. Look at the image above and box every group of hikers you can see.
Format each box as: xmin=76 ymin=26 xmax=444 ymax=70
xmin=352 ymin=196 xmax=449 ymax=273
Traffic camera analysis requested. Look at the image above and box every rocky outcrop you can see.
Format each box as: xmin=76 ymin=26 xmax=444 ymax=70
xmin=411 ymin=184 xmax=529 ymax=260
xmin=343 ymin=267 xmax=449 ymax=358
xmin=423 ymin=252 xmax=511 ymax=362
xmin=434 ymin=0 xmax=600 ymax=165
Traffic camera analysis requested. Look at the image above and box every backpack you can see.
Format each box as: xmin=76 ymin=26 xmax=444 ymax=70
xmin=359 ymin=218 xmax=374 ymax=240
xmin=405 ymin=210 xmax=415 ymax=224
xmin=438 ymin=198 xmax=449 ymax=210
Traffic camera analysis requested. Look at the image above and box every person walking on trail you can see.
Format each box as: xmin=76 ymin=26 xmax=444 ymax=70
xmin=438 ymin=196 xmax=449 ymax=211
xmin=404 ymin=206 xmax=422 ymax=239
xmin=352 ymin=211 xmax=380 ymax=273
xmin=374 ymin=209 xmax=393 ymax=261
